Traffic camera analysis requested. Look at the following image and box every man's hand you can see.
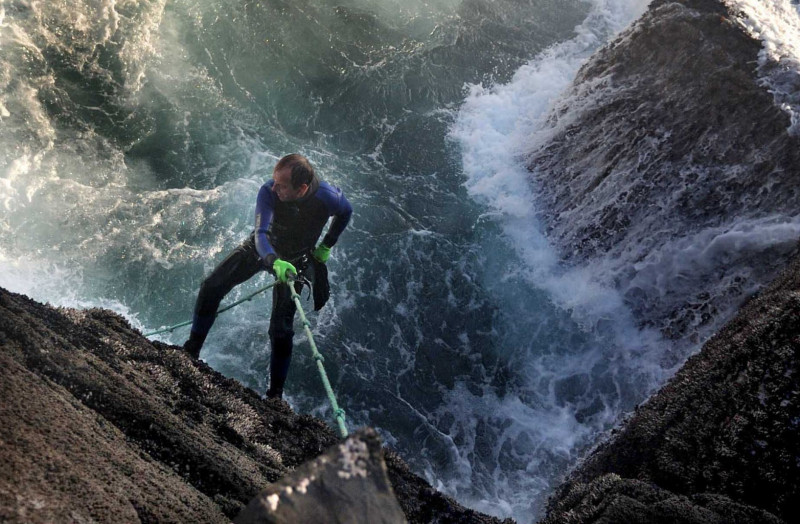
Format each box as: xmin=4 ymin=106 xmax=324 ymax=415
xmin=272 ymin=259 xmax=297 ymax=283
xmin=312 ymin=244 xmax=331 ymax=263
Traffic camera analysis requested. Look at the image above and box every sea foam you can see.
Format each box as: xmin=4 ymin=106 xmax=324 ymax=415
xmin=447 ymin=1 xmax=655 ymax=520
xmin=725 ymin=0 xmax=800 ymax=134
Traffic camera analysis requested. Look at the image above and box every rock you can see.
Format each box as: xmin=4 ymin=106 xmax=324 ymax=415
xmin=542 ymin=474 xmax=782 ymax=524
xmin=527 ymin=0 xmax=800 ymax=345
xmin=536 ymin=1 xmax=800 ymax=521
xmin=235 ymin=428 xmax=406 ymax=524
xmin=0 ymin=286 xmax=504 ymax=523
xmin=544 ymin=251 xmax=800 ymax=522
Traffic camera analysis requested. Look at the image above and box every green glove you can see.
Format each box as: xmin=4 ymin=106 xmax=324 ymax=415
xmin=272 ymin=258 xmax=297 ymax=283
xmin=312 ymin=244 xmax=331 ymax=263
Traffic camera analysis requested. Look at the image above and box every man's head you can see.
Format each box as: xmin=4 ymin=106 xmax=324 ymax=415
xmin=272 ymin=154 xmax=315 ymax=202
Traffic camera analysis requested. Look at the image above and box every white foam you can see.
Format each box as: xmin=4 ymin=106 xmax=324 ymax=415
xmin=448 ymin=1 xmax=656 ymax=520
xmin=615 ymin=215 xmax=800 ymax=341
xmin=451 ymin=0 xmax=656 ymax=343
xmin=0 ymin=255 xmax=146 ymax=332
xmin=725 ymin=0 xmax=800 ymax=134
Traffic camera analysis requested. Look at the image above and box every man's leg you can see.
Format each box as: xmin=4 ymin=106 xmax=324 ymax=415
xmin=266 ymin=280 xmax=303 ymax=398
xmin=184 ymin=236 xmax=262 ymax=358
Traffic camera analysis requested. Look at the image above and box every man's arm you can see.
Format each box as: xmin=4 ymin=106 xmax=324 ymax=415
xmin=254 ymin=183 xmax=277 ymax=260
xmin=320 ymin=185 xmax=353 ymax=248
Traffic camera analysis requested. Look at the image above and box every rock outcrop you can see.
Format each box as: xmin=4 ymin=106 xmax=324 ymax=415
xmin=531 ymin=0 xmax=800 ymax=522
xmin=527 ymin=0 xmax=800 ymax=345
xmin=542 ymin=245 xmax=800 ymax=523
xmin=0 ymin=286 xmax=505 ymax=523
xmin=235 ymin=428 xmax=406 ymax=523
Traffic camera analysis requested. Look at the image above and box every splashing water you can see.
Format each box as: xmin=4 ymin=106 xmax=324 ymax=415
xmin=2 ymin=0 xmax=799 ymax=521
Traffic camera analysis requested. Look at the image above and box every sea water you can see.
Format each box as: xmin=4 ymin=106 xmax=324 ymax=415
xmin=2 ymin=0 xmax=799 ymax=521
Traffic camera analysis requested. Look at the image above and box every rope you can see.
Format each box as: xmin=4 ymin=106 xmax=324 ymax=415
xmin=143 ymin=281 xmax=279 ymax=337
xmin=287 ymin=276 xmax=349 ymax=439
xmin=143 ymin=274 xmax=348 ymax=439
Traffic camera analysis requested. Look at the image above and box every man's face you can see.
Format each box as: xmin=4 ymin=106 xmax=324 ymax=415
xmin=272 ymin=167 xmax=308 ymax=202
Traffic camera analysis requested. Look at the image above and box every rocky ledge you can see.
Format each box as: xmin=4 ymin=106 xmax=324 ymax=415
xmin=0 ymin=285 xmax=506 ymax=523
xmin=3 ymin=256 xmax=799 ymax=524
xmin=3 ymin=257 xmax=798 ymax=524
xmin=4 ymin=249 xmax=799 ymax=524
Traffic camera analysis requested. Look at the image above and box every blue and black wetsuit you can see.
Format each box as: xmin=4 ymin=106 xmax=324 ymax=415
xmin=185 ymin=175 xmax=352 ymax=397
xmin=254 ymin=176 xmax=352 ymax=263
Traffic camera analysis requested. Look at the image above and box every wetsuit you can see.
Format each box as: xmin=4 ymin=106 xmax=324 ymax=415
xmin=185 ymin=175 xmax=352 ymax=398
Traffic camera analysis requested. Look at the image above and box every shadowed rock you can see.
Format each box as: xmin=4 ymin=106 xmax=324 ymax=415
xmin=532 ymin=0 xmax=800 ymax=521
xmin=542 ymin=474 xmax=782 ymax=524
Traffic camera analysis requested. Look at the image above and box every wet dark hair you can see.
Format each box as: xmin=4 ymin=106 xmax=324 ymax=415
xmin=275 ymin=153 xmax=315 ymax=189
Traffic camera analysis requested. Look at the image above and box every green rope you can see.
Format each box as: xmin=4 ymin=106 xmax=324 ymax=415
xmin=143 ymin=274 xmax=348 ymax=439
xmin=287 ymin=276 xmax=349 ymax=439
xmin=143 ymin=281 xmax=279 ymax=337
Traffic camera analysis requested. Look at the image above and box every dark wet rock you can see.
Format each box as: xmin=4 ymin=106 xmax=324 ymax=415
xmin=235 ymin=428 xmax=406 ymax=523
xmin=527 ymin=0 xmax=800 ymax=344
xmin=0 ymin=286 xmax=504 ymax=523
xmin=542 ymin=474 xmax=782 ymax=524
xmin=544 ymin=252 xmax=800 ymax=523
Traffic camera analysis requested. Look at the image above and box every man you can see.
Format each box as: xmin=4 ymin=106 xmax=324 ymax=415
xmin=183 ymin=154 xmax=353 ymax=399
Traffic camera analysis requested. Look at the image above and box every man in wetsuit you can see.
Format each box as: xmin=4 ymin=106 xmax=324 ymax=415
xmin=183 ymin=154 xmax=353 ymax=399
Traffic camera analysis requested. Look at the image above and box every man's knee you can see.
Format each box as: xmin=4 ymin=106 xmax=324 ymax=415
xmin=268 ymin=305 xmax=296 ymax=340
xmin=268 ymin=322 xmax=295 ymax=341
xmin=198 ymin=271 xmax=230 ymax=301
xmin=270 ymin=335 xmax=293 ymax=355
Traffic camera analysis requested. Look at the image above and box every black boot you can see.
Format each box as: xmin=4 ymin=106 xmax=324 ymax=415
xmin=183 ymin=331 xmax=206 ymax=359
xmin=266 ymin=386 xmax=283 ymax=399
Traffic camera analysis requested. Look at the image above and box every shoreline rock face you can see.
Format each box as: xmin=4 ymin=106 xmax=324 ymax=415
xmin=542 ymin=249 xmax=800 ymax=523
xmin=0 ymin=286 xmax=506 ymax=524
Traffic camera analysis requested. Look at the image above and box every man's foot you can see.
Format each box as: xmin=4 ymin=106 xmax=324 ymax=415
xmin=183 ymin=338 xmax=202 ymax=359
xmin=266 ymin=386 xmax=283 ymax=400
